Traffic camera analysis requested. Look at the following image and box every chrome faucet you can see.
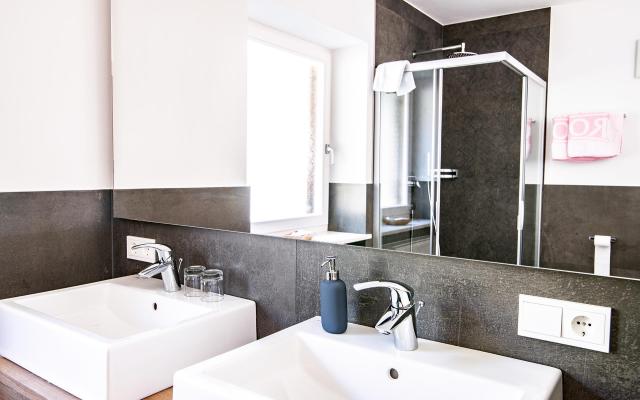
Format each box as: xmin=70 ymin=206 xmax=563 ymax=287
xmin=353 ymin=281 xmax=424 ymax=351
xmin=132 ymin=243 xmax=182 ymax=292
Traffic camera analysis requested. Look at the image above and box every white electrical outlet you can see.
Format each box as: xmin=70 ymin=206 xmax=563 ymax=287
xmin=562 ymin=308 xmax=607 ymax=345
xmin=126 ymin=236 xmax=157 ymax=262
xmin=518 ymin=294 xmax=611 ymax=353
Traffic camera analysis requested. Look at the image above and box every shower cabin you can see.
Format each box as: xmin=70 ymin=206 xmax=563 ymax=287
xmin=373 ymin=52 xmax=547 ymax=266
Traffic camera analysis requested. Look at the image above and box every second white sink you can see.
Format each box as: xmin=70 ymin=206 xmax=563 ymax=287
xmin=174 ymin=317 xmax=562 ymax=400
xmin=0 ymin=276 xmax=256 ymax=400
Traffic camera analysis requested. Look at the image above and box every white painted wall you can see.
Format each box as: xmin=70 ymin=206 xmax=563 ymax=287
xmin=111 ymin=0 xmax=247 ymax=189
xmin=545 ymin=0 xmax=640 ymax=186
xmin=249 ymin=0 xmax=376 ymax=184
xmin=0 ymin=0 xmax=113 ymax=192
xmin=249 ymin=0 xmax=375 ymax=47
xmin=331 ymin=44 xmax=372 ymax=184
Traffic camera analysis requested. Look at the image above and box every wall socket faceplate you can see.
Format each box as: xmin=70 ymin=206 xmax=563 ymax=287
xmin=126 ymin=236 xmax=157 ymax=263
xmin=518 ymin=294 xmax=612 ymax=353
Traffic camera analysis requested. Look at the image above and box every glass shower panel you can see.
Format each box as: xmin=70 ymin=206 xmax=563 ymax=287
xmin=377 ymin=69 xmax=435 ymax=254
xmin=437 ymin=63 xmax=524 ymax=264
xmin=520 ymin=79 xmax=547 ymax=266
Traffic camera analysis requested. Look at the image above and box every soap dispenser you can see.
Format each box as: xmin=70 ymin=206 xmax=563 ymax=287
xmin=320 ymin=256 xmax=347 ymax=334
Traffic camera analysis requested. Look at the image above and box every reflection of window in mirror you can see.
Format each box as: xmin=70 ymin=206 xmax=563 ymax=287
xmin=380 ymin=96 xmax=410 ymax=211
xmin=247 ymin=22 xmax=331 ymax=234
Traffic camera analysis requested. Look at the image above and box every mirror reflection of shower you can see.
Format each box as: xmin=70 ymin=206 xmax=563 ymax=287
xmin=374 ymin=52 xmax=546 ymax=266
xmin=412 ymin=42 xmax=477 ymax=59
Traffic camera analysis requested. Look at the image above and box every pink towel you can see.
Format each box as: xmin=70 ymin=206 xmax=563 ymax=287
xmin=551 ymin=116 xmax=570 ymax=160
xmin=552 ymin=113 xmax=624 ymax=161
xmin=567 ymin=113 xmax=624 ymax=159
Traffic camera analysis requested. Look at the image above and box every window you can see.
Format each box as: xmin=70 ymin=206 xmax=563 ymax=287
xmin=380 ymin=94 xmax=410 ymax=209
xmin=247 ymin=23 xmax=331 ymax=234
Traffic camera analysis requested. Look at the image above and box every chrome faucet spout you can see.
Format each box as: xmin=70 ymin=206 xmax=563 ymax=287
xmin=132 ymin=243 xmax=181 ymax=293
xmin=374 ymin=306 xmax=412 ymax=334
xmin=138 ymin=262 xmax=168 ymax=278
xmin=354 ymin=280 xmax=422 ymax=351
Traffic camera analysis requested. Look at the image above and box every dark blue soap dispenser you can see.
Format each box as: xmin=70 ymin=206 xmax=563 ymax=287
xmin=320 ymin=256 xmax=347 ymax=334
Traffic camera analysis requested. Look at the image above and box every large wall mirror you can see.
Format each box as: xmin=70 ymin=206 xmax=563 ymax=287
xmin=111 ymin=0 xmax=640 ymax=280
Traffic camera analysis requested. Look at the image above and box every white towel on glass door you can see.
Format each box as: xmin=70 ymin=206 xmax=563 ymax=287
xmin=373 ymin=61 xmax=415 ymax=96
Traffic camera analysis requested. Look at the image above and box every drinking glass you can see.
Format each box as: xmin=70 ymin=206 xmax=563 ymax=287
xmin=183 ymin=265 xmax=206 ymax=297
xmin=201 ymin=269 xmax=224 ymax=302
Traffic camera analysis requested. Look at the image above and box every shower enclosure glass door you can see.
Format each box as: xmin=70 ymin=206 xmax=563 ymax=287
xmin=375 ymin=69 xmax=437 ymax=255
xmin=374 ymin=53 xmax=547 ymax=266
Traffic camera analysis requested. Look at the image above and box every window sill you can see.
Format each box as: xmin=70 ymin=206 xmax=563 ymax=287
xmin=274 ymin=230 xmax=372 ymax=245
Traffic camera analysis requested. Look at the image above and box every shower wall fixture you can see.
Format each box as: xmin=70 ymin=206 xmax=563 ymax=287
xmin=373 ymin=52 xmax=547 ymax=266
xmin=412 ymin=42 xmax=477 ymax=59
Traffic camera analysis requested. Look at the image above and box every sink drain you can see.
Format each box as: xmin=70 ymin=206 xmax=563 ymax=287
xmin=388 ymin=368 xmax=399 ymax=380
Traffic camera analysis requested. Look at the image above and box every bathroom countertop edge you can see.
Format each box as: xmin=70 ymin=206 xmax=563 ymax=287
xmin=0 ymin=357 xmax=172 ymax=400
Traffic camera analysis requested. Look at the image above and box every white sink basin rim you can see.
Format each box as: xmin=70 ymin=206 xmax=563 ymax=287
xmin=0 ymin=276 xmax=256 ymax=400
xmin=174 ymin=317 xmax=562 ymax=400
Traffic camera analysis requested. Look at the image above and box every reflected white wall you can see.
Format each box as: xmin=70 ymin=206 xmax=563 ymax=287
xmin=546 ymin=0 xmax=640 ymax=186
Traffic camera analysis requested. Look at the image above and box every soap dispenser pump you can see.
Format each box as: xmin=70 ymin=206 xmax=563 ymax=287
xmin=319 ymin=256 xmax=348 ymax=334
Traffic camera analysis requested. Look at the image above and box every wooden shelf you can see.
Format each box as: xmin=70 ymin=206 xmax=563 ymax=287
xmin=0 ymin=357 xmax=172 ymax=400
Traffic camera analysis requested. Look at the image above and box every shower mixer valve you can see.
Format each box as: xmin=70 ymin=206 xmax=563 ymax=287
xmin=432 ymin=169 xmax=458 ymax=180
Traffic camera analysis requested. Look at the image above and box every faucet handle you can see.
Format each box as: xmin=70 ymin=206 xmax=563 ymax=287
xmin=415 ymin=300 xmax=425 ymax=316
xmin=353 ymin=280 xmax=415 ymax=309
xmin=131 ymin=243 xmax=173 ymax=263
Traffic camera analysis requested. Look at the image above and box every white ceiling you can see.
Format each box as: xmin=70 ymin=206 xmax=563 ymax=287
xmin=405 ymin=0 xmax=587 ymax=25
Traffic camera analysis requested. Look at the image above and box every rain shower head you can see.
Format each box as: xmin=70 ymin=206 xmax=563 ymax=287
xmin=412 ymin=42 xmax=477 ymax=59
xmin=447 ymin=43 xmax=477 ymax=58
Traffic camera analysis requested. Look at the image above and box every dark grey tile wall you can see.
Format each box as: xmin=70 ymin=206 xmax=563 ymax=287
xmin=113 ymin=187 xmax=250 ymax=232
xmin=439 ymin=63 xmax=523 ymax=264
xmin=443 ymin=8 xmax=551 ymax=80
xmin=328 ymin=183 xmax=372 ymax=234
xmin=541 ymin=185 xmax=640 ymax=279
xmin=113 ymin=219 xmax=296 ymax=338
xmin=296 ymin=240 xmax=640 ymax=400
xmin=112 ymin=219 xmax=640 ymax=400
xmin=434 ymin=9 xmax=552 ymax=264
xmin=0 ymin=191 xmax=112 ymax=298
xmin=375 ymin=0 xmax=443 ymax=65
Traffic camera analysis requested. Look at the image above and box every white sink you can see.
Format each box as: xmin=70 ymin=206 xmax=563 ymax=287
xmin=0 ymin=276 xmax=256 ymax=400
xmin=174 ymin=317 xmax=562 ymax=400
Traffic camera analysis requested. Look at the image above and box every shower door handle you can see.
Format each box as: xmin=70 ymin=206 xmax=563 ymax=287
xmin=433 ymin=169 xmax=458 ymax=179
xmin=324 ymin=144 xmax=335 ymax=165
xmin=517 ymin=201 xmax=525 ymax=231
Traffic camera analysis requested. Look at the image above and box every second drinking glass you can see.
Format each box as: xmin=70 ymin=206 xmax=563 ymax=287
xmin=201 ymin=269 xmax=224 ymax=302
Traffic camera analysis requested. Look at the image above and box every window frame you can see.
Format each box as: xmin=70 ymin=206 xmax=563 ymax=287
xmin=247 ymin=21 xmax=332 ymax=234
